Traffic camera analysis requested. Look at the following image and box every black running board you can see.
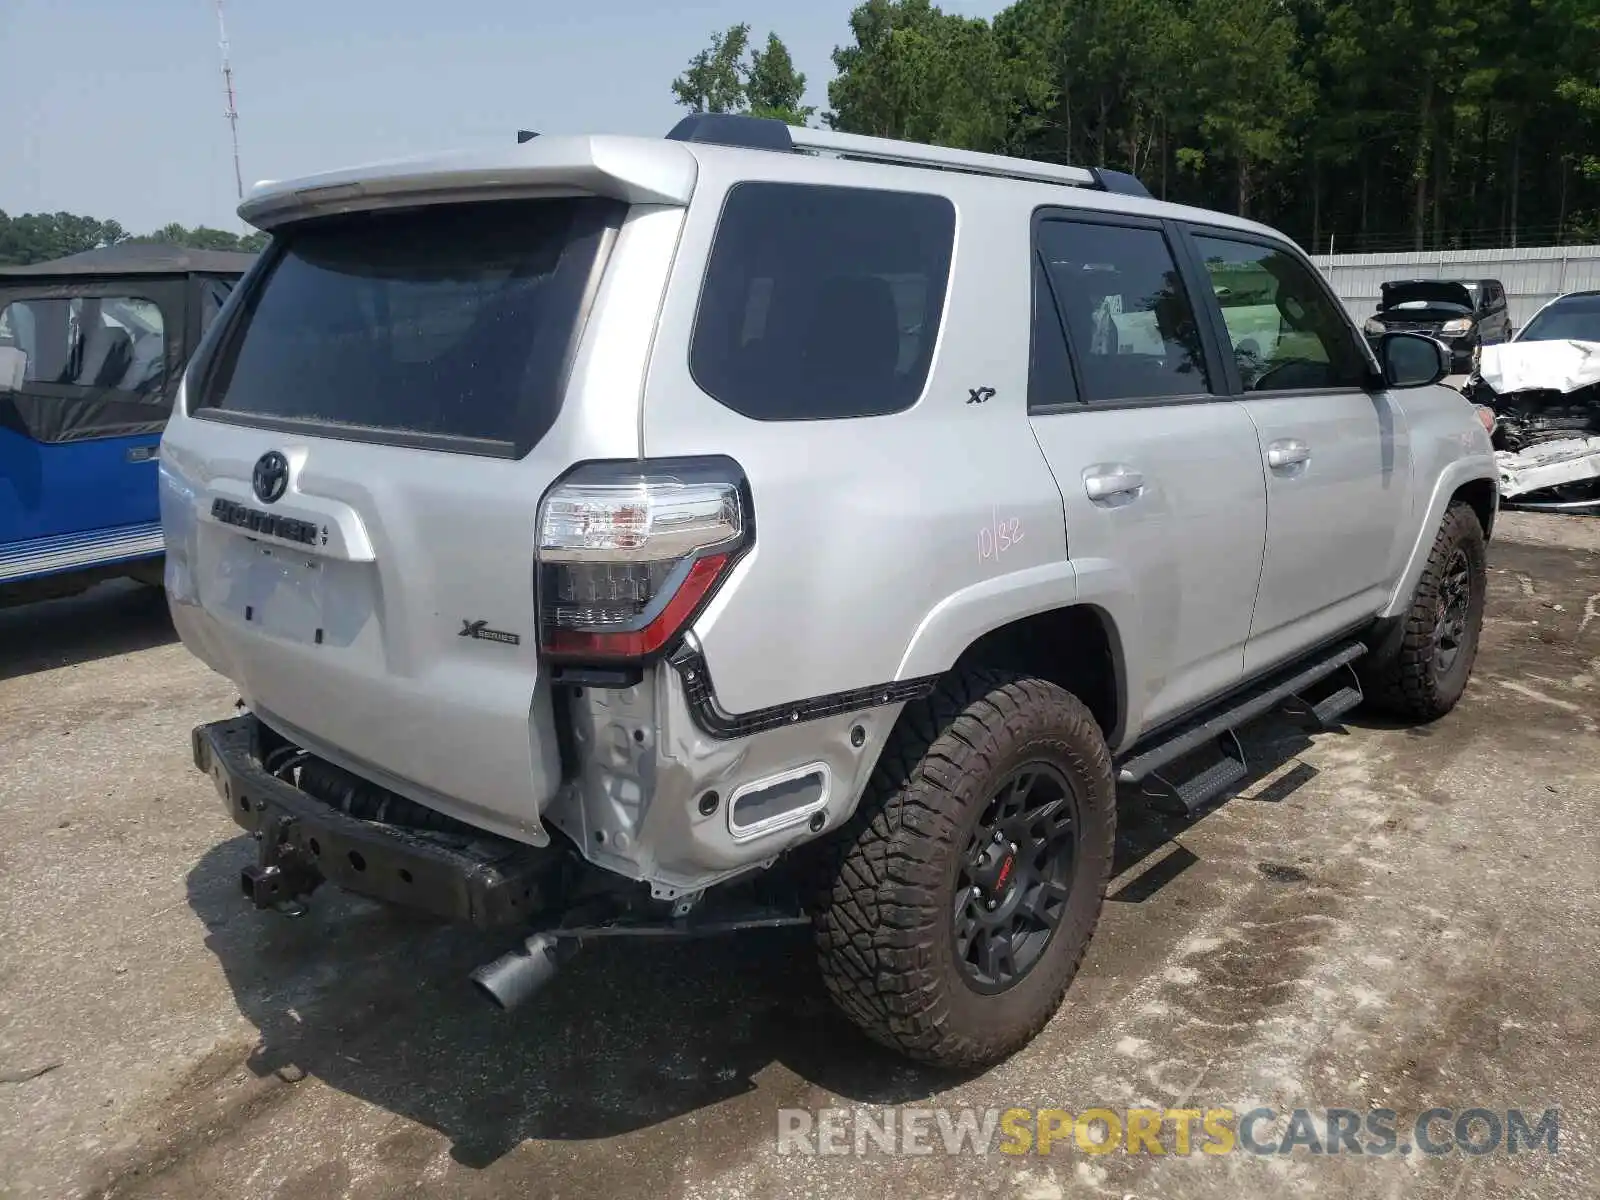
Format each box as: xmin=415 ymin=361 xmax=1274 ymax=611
xmin=1117 ymin=641 xmax=1367 ymax=814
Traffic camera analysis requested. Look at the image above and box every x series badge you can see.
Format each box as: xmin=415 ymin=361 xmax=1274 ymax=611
xmin=459 ymin=619 xmax=521 ymax=646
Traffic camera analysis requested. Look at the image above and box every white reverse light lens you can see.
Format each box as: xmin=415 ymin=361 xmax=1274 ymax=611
xmin=539 ymin=478 xmax=743 ymax=563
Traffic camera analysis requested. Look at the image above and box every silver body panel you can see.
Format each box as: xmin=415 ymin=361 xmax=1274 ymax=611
xmin=161 ymin=131 xmax=1499 ymax=893
xmin=1238 ymin=389 xmax=1415 ymax=675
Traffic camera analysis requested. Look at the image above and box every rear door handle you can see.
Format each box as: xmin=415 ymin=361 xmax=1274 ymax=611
xmin=1083 ymin=464 xmax=1145 ymax=501
xmin=1266 ymin=439 xmax=1310 ymax=469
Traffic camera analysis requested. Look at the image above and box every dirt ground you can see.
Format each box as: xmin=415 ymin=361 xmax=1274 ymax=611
xmin=1 ymin=511 xmax=1597 ymax=1200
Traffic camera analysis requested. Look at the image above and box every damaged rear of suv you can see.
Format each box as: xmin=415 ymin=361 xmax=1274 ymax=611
xmin=167 ymin=124 xmax=988 ymax=1048
xmin=166 ymin=115 xmax=1498 ymax=1070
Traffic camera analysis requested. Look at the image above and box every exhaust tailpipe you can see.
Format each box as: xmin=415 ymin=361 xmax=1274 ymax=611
xmin=470 ymin=932 xmax=566 ymax=1012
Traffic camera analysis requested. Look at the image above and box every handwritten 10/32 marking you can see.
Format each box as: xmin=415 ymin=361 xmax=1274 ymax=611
xmin=979 ymin=508 xmax=1023 ymax=564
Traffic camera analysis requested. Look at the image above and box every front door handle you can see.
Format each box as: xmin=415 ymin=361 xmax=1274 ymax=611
xmin=1083 ymin=464 xmax=1145 ymax=501
xmin=1266 ymin=439 xmax=1310 ymax=469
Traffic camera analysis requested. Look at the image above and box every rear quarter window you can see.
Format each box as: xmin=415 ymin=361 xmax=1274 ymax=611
xmin=689 ymin=182 xmax=956 ymax=421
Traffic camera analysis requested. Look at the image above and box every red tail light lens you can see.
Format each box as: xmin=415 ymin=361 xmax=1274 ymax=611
xmin=535 ymin=458 xmax=750 ymax=662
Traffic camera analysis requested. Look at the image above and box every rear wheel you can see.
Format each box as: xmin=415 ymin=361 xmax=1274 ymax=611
xmin=813 ymin=669 xmax=1116 ymax=1069
xmin=1362 ymin=501 xmax=1487 ymax=721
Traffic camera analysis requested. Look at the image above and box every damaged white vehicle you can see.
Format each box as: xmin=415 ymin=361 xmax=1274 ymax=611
xmin=1468 ymin=290 xmax=1600 ymax=512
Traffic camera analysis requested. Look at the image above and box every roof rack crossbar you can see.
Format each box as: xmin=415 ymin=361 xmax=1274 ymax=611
xmin=786 ymin=126 xmax=1099 ymax=189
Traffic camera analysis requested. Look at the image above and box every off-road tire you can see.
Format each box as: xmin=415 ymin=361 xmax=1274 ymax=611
xmin=813 ymin=669 xmax=1116 ymax=1069
xmin=1361 ymin=501 xmax=1488 ymax=721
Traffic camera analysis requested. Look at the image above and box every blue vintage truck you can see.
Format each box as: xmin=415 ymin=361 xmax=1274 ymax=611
xmin=0 ymin=243 xmax=255 ymax=606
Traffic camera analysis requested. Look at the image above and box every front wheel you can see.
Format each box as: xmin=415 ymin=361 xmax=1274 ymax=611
xmin=1361 ymin=501 xmax=1488 ymax=721
xmin=813 ymin=670 xmax=1116 ymax=1069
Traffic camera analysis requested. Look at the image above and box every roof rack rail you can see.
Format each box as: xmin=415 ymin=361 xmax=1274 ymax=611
xmin=663 ymin=113 xmax=1151 ymax=198
xmin=788 ymin=126 xmax=1097 ymax=189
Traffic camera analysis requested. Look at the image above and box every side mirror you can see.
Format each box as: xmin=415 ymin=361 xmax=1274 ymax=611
xmin=1379 ymin=331 xmax=1450 ymax=388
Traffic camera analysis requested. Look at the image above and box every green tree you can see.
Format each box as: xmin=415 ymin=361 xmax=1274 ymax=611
xmin=0 ymin=211 xmax=127 ymax=266
xmin=672 ymin=25 xmax=813 ymax=125
xmin=747 ymin=32 xmax=816 ymax=124
xmin=827 ymin=0 xmax=1011 ymax=150
xmin=1185 ymin=0 xmax=1311 ymax=216
xmin=671 ymin=23 xmax=751 ymax=115
xmin=135 ymin=223 xmax=267 ymax=252
xmin=0 ymin=211 xmax=266 ymax=267
xmin=995 ymin=0 xmax=1193 ymax=183
xmin=1325 ymin=0 xmax=1488 ymax=248
xmin=682 ymin=0 xmax=1600 ymax=249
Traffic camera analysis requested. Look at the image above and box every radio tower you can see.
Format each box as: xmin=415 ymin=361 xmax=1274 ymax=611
xmin=216 ymin=0 xmax=243 ymax=200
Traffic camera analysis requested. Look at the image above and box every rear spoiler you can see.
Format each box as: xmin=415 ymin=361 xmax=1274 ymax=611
xmin=238 ymin=135 xmax=699 ymax=230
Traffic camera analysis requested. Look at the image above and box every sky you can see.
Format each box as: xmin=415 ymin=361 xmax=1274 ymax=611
xmin=0 ymin=0 xmax=1006 ymax=236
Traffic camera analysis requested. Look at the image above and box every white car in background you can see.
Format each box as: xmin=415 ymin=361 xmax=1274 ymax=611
xmin=1470 ymin=290 xmax=1600 ymax=512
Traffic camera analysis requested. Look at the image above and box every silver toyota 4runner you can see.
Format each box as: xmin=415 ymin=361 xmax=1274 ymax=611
xmin=163 ymin=114 xmax=1499 ymax=1069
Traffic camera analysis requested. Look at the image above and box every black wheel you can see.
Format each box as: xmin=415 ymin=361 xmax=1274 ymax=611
xmin=813 ymin=669 xmax=1116 ymax=1069
xmin=1362 ymin=501 xmax=1487 ymax=720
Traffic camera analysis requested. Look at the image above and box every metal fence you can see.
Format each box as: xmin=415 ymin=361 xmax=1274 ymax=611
xmin=1309 ymin=245 xmax=1600 ymax=329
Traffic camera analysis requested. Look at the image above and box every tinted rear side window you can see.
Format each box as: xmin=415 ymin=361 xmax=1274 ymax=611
xmin=196 ymin=197 xmax=623 ymax=454
xmin=690 ymin=182 xmax=956 ymax=420
xmin=1035 ymin=219 xmax=1211 ymax=402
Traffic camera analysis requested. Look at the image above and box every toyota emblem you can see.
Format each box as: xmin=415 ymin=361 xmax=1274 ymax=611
xmin=252 ymin=451 xmax=289 ymax=504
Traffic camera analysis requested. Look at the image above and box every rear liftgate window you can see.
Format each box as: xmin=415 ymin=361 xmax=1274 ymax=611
xmin=195 ymin=197 xmax=624 ymax=455
xmin=690 ymin=182 xmax=956 ymax=420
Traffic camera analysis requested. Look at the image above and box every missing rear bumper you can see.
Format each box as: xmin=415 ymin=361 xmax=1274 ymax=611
xmin=193 ymin=715 xmax=559 ymax=928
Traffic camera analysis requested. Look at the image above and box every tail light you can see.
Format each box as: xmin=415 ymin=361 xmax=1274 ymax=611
xmin=535 ymin=458 xmax=751 ymax=662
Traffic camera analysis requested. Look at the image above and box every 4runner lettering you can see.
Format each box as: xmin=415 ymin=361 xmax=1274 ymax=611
xmin=209 ymin=498 xmax=319 ymax=547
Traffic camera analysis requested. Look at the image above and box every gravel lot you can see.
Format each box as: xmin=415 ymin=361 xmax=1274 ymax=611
xmin=2 ymin=512 xmax=1597 ymax=1200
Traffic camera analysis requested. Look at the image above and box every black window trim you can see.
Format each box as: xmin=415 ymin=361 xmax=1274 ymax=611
xmin=184 ymin=254 xmax=271 ymax=408
xmin=687 ymin=178 xmax=959 ymax=423
xmin=189 ymin=272 xmax=242 ymax=351
xmin=190 ymin=406 xmax=522 ymax=457
xmin=1176 ymin=220 xmax=1382 ymax=400
xmin=1028 ymin=245 xmax=1081 ymax=414
xmin=1027 ymin=206 xmax=1234 ymax=415
xmin=186 ymin=198 xmax=626 ymax=460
